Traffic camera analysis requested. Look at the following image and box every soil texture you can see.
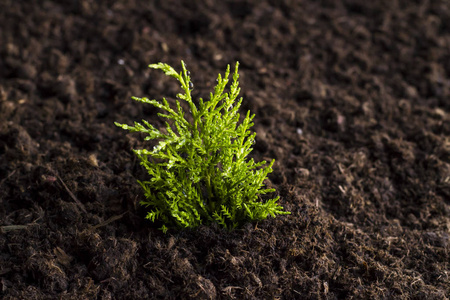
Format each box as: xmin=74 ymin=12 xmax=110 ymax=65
xmin=1 ymin=0 xmax=449 ymax=299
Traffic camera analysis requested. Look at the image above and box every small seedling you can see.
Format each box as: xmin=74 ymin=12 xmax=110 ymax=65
xmin=115 ymin=61 xmax=289 ymax=233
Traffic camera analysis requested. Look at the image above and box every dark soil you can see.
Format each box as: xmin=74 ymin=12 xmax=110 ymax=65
xmin=1 ymin=0 xmax=449 ymax=299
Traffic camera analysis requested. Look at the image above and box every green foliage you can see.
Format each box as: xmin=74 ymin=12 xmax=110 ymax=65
xmin=115 ymin=61 xmax=290 ymax=232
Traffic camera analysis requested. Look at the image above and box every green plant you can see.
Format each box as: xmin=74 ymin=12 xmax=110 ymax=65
xmin=115 ymin=61 xmax=289 ymax=233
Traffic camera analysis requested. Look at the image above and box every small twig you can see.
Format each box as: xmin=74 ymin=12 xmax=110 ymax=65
xmin=0 ymin=223 xmax=39 ymax=234
xmin=293 ymin=289 xmax=302 ymax=295
xmin=0 ymin=225 xmax=28 ymax=233
xmin=54 ymin=173 xmax=87 ymax=213
xmin=0 ymin=170 xmax=16 ymax=187
xmin=90 ymin=212 xmax=127 ymax=230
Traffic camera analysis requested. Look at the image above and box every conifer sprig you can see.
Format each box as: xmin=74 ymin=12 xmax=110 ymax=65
xmin=115 ymin=61 xmax=289 ymax=233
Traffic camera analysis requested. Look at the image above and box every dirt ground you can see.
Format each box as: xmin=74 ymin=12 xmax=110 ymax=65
xmin=1 ymin=0 xmax=449 ymax=299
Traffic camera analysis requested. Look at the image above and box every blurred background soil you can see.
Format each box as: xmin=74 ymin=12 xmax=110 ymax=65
xmin=0 ymin=0 xmax=449 ymax=299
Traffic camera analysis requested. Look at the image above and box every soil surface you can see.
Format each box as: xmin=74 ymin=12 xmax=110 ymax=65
xmin=1 ymin=0 xmax=449 ymax=299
